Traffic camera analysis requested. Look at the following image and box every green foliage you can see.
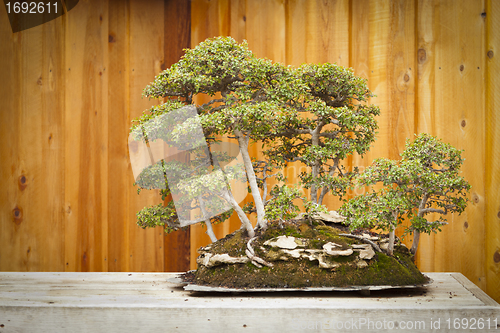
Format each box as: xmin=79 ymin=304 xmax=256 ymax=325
xmin=340 ymin=133 xmax=471 ymax=255
xmin=131 ymin=36 xmax=379 ymax=239
xmin=264 ymin=63 xmax=380 ymax=204
xmin=264 ymin=185 xmax=303 ymax=222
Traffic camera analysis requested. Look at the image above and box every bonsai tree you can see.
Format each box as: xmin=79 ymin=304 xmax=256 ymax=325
xmin=129 ymin=36 xmax=379 ymax=243
xmin=340 ymin=133 xmax=471 ymax=256
xmin=264 ymin=64 xmax=380 ymax=205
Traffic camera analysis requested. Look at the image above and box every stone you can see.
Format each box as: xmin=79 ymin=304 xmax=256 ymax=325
xmin=352 ymin=244 xmax=375 ymax=260
xmin=380 ymin=243 xmax=389 ymax=251
xmin=281 ymin=249 xmax=303 ymax=259
xmin=302 ymin=250 xmax=322 ymax=261
xmin=197 ymin=253 xmax=249 ymax=268
xmin=317 ymin=255 xmax=340 ymax=269
xmin=313 ymin=211 xmax=347 ymax=223
xmin=264 ymin=236 xmax=302 ymax=250
xmin=323 ymin=242 xmax=353 ymax=256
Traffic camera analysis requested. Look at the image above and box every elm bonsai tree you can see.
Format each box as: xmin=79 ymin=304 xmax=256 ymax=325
xmin=129 ymin=36 xmax=379 ymax=243
xmin=264 ymin=64 xmax=380 ymax=205
xmin=340 ymin=133 xmax=471 ymax=256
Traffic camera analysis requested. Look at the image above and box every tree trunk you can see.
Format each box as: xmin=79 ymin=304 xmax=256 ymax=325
xmin=388 ymin=227 xmax=395 ymax=256
xmin=317 ymin=159 xmax=339 ymax=205
xmin=410 ymin=231 xmax=420 ymax=256
xmin=310 ymin=127 xmax=322 ymax=204
xmin=221 ymin=190 xmax=255 ymax=238
xmin=234 ymin=130 xmax=267 ymax=229
xmin=198 ymin=195 xmax=217 ymax=242
xmin=411 ymin=194 xmax=428 ymax=255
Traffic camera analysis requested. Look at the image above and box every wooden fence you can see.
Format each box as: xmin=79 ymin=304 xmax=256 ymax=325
xmin=0 ymin=0 xmax=498 ymax=302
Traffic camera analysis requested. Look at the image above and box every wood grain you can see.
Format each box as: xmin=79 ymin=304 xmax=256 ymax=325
xmin=416 ymin=0 xmax=486 ymax=290
xmin=127 ymin=0 xmax=165 ymax=272
xmin=0 ymin=272 xmax=498 ymax=332
xmin=350 ymin=0 xmax=416 ymax=246
xmin=415 ymin=0 xmax=437 ymax=270
xmin=163 ymin=0 xmax=191 ymax=272
xmin=286 ymin=0 xmax=349 ymax=66
xmin=0 ymin=6 xmax=66 ymax=271
xmin=64 ymin=0 xmax=109 ymax=272
xmin=107 ymin=0 xmax=131 ymax=272
xmin=485 ymin=0 xmax=500 ymax=302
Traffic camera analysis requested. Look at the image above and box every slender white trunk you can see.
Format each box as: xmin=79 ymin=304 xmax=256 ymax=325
xmin=221 ymin=190 xmax=255 ymax=238
xmin=234 ymin=130 xmax=266 ymax=229
xmin=388 ymin=229 xmax=395 ymax=256
xmin=198 ymin=196 xmax=217 ymax=242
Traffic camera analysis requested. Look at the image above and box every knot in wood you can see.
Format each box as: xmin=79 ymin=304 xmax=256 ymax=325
xmin=494 ymin=251 xmax=500 ymax=264
xmin=12 ymin=206 xmax=23 ymax=225
xmin=418 ymin=49 xmax=427 ymax=64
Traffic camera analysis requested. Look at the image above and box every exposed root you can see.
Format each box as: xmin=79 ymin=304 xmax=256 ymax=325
xmin=339 ymin=233 xmax=382 ymax=253
xmin=246 ymin=237 xmax=273 ymax=268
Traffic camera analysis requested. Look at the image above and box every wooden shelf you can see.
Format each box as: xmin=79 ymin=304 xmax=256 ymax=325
xmin=0 ymin=272 xmax=498 ymax=332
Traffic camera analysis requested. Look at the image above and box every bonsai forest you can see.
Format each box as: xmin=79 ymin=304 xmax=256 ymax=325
xmin=128 ymin=37 xmax=470 ymax=288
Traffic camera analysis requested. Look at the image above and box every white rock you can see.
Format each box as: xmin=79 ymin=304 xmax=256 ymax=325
xmin=323 ymin=242 xmax=353 ymax=256
xmin=281 ymin=249 xmax=303 ymax=259
xmin=352 ymin=244 xmax=375 ymax=260
xmin=264 ymin=236 xmax=300 ymax=249
xmin=322 ymin=242 xmax=341 ymax=252
xmin=318 ymin=255 xmax=340 ymax=269
xmin=380 ymin=243 xmax=389 ymax=251
xmin=352 ymin=244 xmax=370 ymax=249
xmin=302 ymin=250 xmax=322 ymax=261
xmin=313 ymin=211 xmax=347 ymax=223
xmin=197 ymin=253 xmax=249 ymax=268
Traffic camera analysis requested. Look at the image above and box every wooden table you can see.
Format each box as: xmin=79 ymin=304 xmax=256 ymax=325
xmin=0 ymin=272 xmax=499 ymax=332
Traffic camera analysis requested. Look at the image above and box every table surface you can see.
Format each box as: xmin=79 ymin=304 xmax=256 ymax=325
xmin=0 ymin=272 xmax=499 ymax=332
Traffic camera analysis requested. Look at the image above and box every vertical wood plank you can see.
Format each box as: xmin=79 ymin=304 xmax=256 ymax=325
xmin=128 ymin=0 xmax=165 ymax=271
xmin=367 ymin=0 xmax=416 ymax=162
xmin=0 ymin=6 xmax=66 ymax=271
xmin=38 ymin=14 xmax=66 ymax=272
xmin=162 ymin=0 xmax=192 ymax=272
xmin=0 ymin=3 xmax=19 ymax=271
xmin=245 ymin=0 xmax=285 ymax=62
xmin=485 ymin=0 xmax=500 ymax=302
xmin=64 ymin=0 xmax=109 ymax=272
xmin=286 ymin=0 xmax=349 ymax=66
xmin=285 ymin=0 xmax=350 ymax=210
xmin=107 ymin=0 xmax=131 ymax=272
xmin=417 ymin=0 xmax=486 ymax=290
xmin=351 ymin=0 xmax=416 ymax=247
xmin=415 ymin=0 xmax=437 ymax=272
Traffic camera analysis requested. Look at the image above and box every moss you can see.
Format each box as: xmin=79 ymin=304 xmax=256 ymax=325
xmin=191 ymin=220 xmax=428 ymax=289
